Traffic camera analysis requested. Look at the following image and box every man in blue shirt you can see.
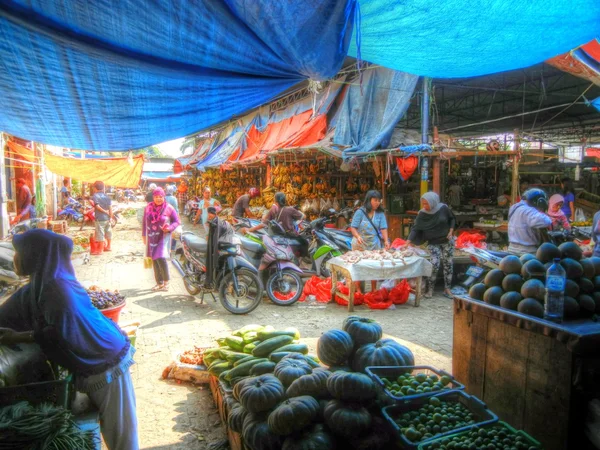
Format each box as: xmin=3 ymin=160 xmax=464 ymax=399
xmin=92 ymin=181 xmax=113 ymax=251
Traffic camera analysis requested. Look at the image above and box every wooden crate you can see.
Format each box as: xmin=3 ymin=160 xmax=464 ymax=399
xmin=49 ymin=220 xmax=68 ymax=234
xmin=453 ymin=297 xmax=600 ymax=450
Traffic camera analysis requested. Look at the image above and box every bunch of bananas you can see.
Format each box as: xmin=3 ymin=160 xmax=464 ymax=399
xmin=346 ymin=177 xmax=358 ymax=193
xmin=308 ymin=163 xmax=319 ymax=174
xmin=359 ymin=179 xmax=370 ymax=193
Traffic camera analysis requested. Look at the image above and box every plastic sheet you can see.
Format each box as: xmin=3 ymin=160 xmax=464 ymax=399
xmin=456 ymin=231 xmax=488 ymax=250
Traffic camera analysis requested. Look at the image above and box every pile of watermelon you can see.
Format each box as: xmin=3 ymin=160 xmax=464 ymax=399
xmin=469 ymin=242 xmax=600 ymax=320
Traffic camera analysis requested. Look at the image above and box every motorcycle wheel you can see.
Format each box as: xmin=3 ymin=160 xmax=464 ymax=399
xmin=219 ymin=268 xmax=263 ymax=314
xmin=266 ymin=269 xmax=303 ymax=306
xmin=182 ymin=258 xmax=202 ymax=296
xmin=319 ymin=253 xmax=334 ymax=278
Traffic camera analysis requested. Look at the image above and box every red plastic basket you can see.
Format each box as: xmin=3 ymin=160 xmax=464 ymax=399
xmin=100 ymin=301 xmax=125 ymax=323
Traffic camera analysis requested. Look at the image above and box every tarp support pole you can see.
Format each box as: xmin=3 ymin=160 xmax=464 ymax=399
xmin=420 ymin=77 xmax=430 ymax=196
xmin=0 ymin=133 xmax=9 ymax=238
xmin=511 ymin=129 xmax=520 ymax=205
xmin=432 ymin=125 xmax=440 ymax=196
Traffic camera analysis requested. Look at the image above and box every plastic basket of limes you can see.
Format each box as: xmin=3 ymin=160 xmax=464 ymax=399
xmin=366 ymin=366 xmax=465 ymax=404
xmin=417 ymin=421 xmax=543 ymax=449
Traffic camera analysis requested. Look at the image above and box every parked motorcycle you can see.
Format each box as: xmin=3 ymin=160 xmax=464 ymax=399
xmin=79 ymin=200 xmax=120 ymax=231
xmin=185 ymin=197 xmax=201 ymax=223
xmin=0 ymin=241 xmax=27 ymax=298
xmin=57 ymin=198 xmax=84 ymax=223
xmin=237 ymin=230 xmax=304 ymax=306
xmin=5 ymin=217 xmax=48 ymax=238
xmin=171 ymin=231 xmax=263 ymax=314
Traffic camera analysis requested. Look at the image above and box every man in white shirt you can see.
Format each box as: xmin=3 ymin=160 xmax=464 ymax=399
xmin=508 ymin=189 xmax=552 ymax=255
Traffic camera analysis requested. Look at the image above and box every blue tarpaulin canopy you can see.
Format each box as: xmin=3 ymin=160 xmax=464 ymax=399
xmin=0 ymin=0 xmax=598 ymax=151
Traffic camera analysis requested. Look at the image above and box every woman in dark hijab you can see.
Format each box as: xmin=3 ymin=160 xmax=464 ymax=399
xmin=406 ymin=192 xmax=456 ymax=299
xmin=0 ymin=230 xmax=138 ymax=450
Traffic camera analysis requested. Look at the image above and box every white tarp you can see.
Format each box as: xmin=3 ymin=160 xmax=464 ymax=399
xmin=326 ymin=255 xmax=433 ymax=282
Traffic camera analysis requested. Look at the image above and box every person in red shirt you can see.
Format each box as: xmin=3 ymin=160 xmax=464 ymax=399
xmin=12 ymin=178 xmax=33 ymax=224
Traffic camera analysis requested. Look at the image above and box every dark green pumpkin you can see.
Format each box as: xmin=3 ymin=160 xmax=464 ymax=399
xmin=274 ymin=358 xmax=313 ymax=387
xmin=280 ymin=352 xmax=321 ymax=369
xmin=267 ymin=395 xmax=320 ymax=435
xmin=323 ymin=399 xmax=371 ymax=438
xmin=351 ymin=339 xmax=414 ymax=373
xmin=233 ymin=376 xmax=251 ymax=401
xmin=326 ymin=371 xmax=376 ymax=403
xmin=227 ymin=403 xmax=248 ymax=433
xmin=282 ymin=423 xmax=337 ymax=450
xmin=317 ymin=329 xmax=354 ymax=367
xmin=342 ymin=316 xmax=383 ymax=345
xmin=243 ymin=413 xmax=283 ymax=450
xmin=286 ymin=368 xmax=331 ymax=399
xmin=238 ymin=374 xmax=285 ymax=413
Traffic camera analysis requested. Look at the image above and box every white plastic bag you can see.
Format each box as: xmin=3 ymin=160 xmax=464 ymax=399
xmin=381 ymin=279 xmax=397 ymax=290
xmin=575 ymin=208 xmax=587 ymax=223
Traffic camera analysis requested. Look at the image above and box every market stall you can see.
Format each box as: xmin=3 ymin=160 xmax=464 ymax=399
xmin=327 ymin=248 xmax=432 ymax=311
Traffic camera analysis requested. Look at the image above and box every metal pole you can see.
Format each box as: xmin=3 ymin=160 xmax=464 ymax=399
xmin=0 ymin=133 xmax=8 ymax=238
xmin=421 ymin=77 xmax=430 ymax=196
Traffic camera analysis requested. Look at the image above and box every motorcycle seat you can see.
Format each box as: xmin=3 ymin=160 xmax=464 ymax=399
xmin=326 ymin=229 xmax=352 ymax=237
xmin=239 ymin=236 xmax=263 ymax=254
xmin=182 ymin=233 xmax=207 ymax=253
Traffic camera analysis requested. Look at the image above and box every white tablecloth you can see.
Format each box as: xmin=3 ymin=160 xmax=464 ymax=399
xmin=326 ymin=255 xmax=433 ymax=282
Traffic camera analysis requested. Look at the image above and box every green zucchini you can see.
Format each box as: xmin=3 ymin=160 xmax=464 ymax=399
xmin=225 ymin=336 xmax=245 ymax=352
xmin=252 ymin=335 xmax=294 ymax=357
xmin=257 ymin=327 xmax=300 ymax=341
xmin=243 ymin=340 xmax=261 ymax=354
xmin=274 ymin=343 xmax=309 ymax=355
xmin=303 ymin=355 xmax=321 ymax=369
xmin=250 ymin=361 xmax=276 ymax=376
xmin=227 ymin=358 xmax=269 ymax=379
xmin=269 ymin=352 xmax=297 ymax=363
xmin=234 ymin=355 xmax=257 ymax=367
xmin=219 ymin=370 xmax=231 ymax=382
xmin=242 ymin=331 xmax=259 ymax=344
xmin=207 ymin=358 xmax=227 ymax=368
xmin=208 ymin=361 xmax=230 ymax=376
xmin=226 ymin=352 xmax=250 ymax=364
xmin=216 ymin=338 xmax=227 ymax=347
xmin=233 ymin=324 xmax=264 ymax=337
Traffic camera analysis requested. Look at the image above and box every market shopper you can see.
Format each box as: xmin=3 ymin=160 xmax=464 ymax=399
xmin=92 ymin=181 xmax=113 ymax=251
xmin=60 ymin=178 xmax=71 ymax=207
xmin=241 ymin=192 xmax=304 ymax=235
xmin=193 ymin=186 xmax=221 ymax=234
xmin=143 ymin=187 xmax=181 ymax=291
xmin=560 ymin=177 xmax=576 ymax=221
xmin=165 ymin=185 xmax=179 ymax=211
xmin=591 ymin=209 xmax=600 ymax=257
xmin=405 ymin=192 xmax=455 ymax=299
xmin=0 ymin=229 xmax=139 ymax=450
xmin=176 ymin=180 xmax=189 ymax=214
xmin=145 ymin=183 xmax=157 ymax=203
xmin=11 ymin=178 xmax=33 ymax=224
xmin=507 ymin=188 xmax=552 ymax=255
xmin=547 ymin=194 xmax=571 ymax=231
xmin=232 ymin=187 xmax=260 ymax=218
xmin=205 ymin=206 xmax=235 ymax=288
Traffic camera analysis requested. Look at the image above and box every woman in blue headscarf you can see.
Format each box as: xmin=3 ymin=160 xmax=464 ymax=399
xmin=0 ymin=229 xmax=138 ymax=450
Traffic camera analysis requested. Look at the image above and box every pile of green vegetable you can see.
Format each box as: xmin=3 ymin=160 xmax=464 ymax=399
xmin=216 ymin=317 xmax=416 ymax=450
xmin=382 ymin=372 xmax=453 ymax=398
xmin=423 ymin=423 xmax=540 ymax=450
xmin=0 ymin=401 xmax=98 ymax=449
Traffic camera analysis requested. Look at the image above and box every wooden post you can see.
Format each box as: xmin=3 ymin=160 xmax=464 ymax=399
xmin=380 ymin=156 xmax=387 ymax=208
xmin=265 ymin=161 xmax=272 ymax=186
xmin=511 ymin=129 xmax=520 ymax=204
xmin=433 ymin=156 xmax=441 ymax=195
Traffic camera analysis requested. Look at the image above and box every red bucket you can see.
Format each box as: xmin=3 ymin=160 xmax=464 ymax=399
xmin=90 ymin=237 xmax=104 ymax=255
xmin=100 ymin=302 xmax=125 ymax=323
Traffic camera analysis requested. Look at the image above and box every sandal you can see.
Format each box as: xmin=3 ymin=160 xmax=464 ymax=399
xmin=151 ymin=284 xmax=164 ymax=292
xmin=159 ymin=284 xmax=169 ymax=292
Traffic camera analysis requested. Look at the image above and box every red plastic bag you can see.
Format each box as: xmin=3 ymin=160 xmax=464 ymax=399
xmin=456 ymin=231 xmax=487 ymax=249
xmin=391 ymin=238 xmax=406 ymax=249
xmin=389 ymin=280 xmax=410 ymax=305
xmin=298 ymin=275 xmax=320 ymax=302
xmin=333 ymin=282 xmax=365 ymax=306
xmin=314 ymin=278 xmax=332 ymax=303
xmin=364 ymin=288 xmax=393 ymax=310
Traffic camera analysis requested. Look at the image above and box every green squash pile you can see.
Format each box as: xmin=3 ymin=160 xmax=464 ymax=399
xmin=468 ymin=244 xmax=600 ymax=321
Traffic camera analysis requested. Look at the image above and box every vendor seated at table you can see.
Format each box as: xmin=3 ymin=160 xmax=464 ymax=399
xmin=0 ymin=229 xmax=139 ymax=450
xmin=240 ymin=192 xmax=304 ymax=235
xmin=507 ymin=188 xmax=552 ymax=255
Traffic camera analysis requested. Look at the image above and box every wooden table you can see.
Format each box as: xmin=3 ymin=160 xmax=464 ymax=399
xmin=327 ymin=256 xmax=432 ymax=312
xmin=453 ymin=296 xmax=600 ymax=450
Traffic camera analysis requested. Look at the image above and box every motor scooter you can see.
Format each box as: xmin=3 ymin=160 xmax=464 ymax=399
xmin=79 ymin=200 xmax=120 ymax=230
xmin=171 ymin=231 xmax=263 ymax=314
xmin=0 ymin=241 xmax=27 ymax=298
xmin=237 ymin=229 xmax=304 ymax=306
xmin=57 ymin=197 xmax=84 ymax=223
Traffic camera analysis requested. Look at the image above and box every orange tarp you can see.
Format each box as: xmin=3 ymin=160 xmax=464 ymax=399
xmin=7 ymin=140 xmax=37 ymax=164
xmin=228 ymin=111 xmax=327 ymax=163
xmin=547 ymin=39 xmax=600 ymax=86
xmin=42 ymin=150 xmax=144 ymax=188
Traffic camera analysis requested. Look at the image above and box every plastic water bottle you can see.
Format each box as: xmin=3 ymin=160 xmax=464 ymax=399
xmin=545 ymin=258 xmax=566 ymax=323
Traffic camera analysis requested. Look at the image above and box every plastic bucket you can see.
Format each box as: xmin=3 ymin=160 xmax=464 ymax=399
xmin=100 ymin=302 xmax=125 ymax=323
xmin=90 ymin=238 xmax=104 ymax=255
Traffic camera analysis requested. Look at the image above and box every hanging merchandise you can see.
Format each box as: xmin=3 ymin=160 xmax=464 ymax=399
xmin=396 ymin=156 xmax=419 ymax=181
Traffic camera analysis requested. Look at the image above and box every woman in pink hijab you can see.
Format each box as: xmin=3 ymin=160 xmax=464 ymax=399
xmin=547 ymin=194 xmax=571 ymax=231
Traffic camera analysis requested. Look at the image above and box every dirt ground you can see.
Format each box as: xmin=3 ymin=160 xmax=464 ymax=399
xmin=24 ymin=203 xmax=455 ymax=449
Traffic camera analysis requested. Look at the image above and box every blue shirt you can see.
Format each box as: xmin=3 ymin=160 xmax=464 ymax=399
xmin=561 ymin=192 xmax=574 ymax=219
xmin=92 ymin=192 xmax=111 ymax=222
xmin=592 ymin=211 xmax=600 ymax=258
xmin=351 ymin=208 xmax=387 ymax=250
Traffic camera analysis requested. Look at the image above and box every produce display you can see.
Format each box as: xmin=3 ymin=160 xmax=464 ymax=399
xmin=423 ymin=423 xmax=541 ymax=450
xmin=468 ymin=243 xmax=600 ymax=320
xmin=211 ymin=316 xmax=416 ymax=450
xmin=179 ymin=346 xmax=206 ymax=365
xmin=87 ymin=285 xmax=125 ymax=309
xmin=381 ymin=372 xmax=453 ymax=398
xmin=392 ymin=396 xmax=477 ymax=444
xmin=0 ymin=401 xmax=97 ymax=450
xmin=340 ymin=248 xmax=416 ymax=265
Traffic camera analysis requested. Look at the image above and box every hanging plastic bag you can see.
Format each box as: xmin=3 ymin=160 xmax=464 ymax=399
xmin=575 ymin=208 xmax=587 ymax=223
